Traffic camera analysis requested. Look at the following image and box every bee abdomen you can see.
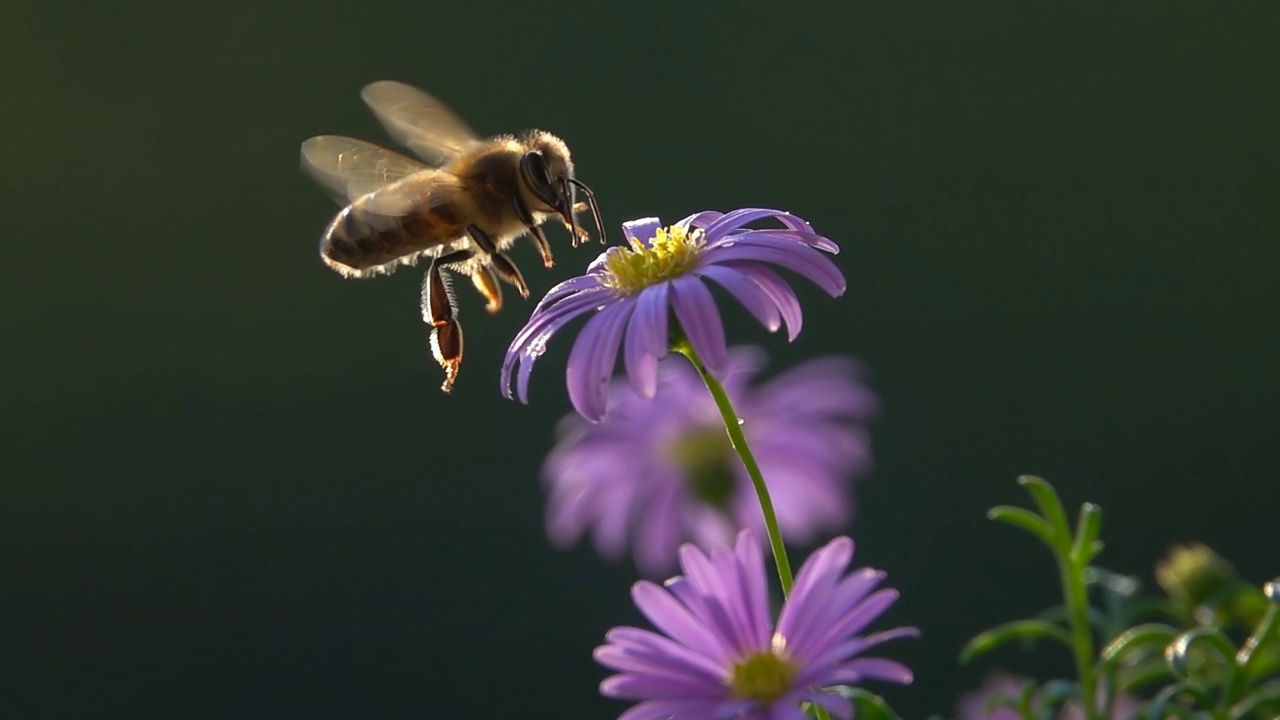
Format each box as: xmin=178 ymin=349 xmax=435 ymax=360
xmin=320 ymin=205 xmax=437 ymax=278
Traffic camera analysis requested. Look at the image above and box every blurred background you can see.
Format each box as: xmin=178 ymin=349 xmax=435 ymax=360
xmin=2 ymin=1 xmax=1278 ymax=718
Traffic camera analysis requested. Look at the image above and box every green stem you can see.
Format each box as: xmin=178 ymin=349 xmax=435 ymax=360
xmin=673 ymin=340 xmax=795 ymax=595
xmin=1059 ymin=550 xmax=1099 ymax=720
xmin=1235 ymin=596 xmax=1280 ymax=695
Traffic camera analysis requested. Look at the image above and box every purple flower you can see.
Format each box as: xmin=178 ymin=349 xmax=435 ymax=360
xmin=596 ymin=530 xmax=916 ymax=720
xmin=956 ymin=673 xmax=1029 ymax=720
xmin=957 ymin=672 xmax=1144 ymax=720
xmin=501 ymin=208 xmax=846 ymax=421
xmin=543 ymin=347 xmax=879 ymax=576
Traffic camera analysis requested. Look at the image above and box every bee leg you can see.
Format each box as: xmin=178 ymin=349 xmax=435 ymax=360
xmin=556 ymin=212 xmax=591 ymax=246
xmin=558 ymin=209 xmax=591 ymax=246
xmin=470 ymin=263 xmax=503 ymax=314
xmin=421 ymin=249 xmax=472 ymax=394
xmin=530 ymin=231 xmax=555 ymax=269
xmin=512 ymin=196 xmax=555 ymax=269
xmin=466 ymin=223 xmax=529 ymax=300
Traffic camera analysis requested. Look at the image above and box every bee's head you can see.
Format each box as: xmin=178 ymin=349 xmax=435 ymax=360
xmin=519 ymin=131 xmax=604 ymax=246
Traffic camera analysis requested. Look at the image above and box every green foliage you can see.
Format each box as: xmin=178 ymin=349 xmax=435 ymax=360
xmin=960 ymin=620 xmax=1073 ymax=665
xmin=958 ymin=477 xmax=1280 ymax=720
xmin=829 ymin=687 xmax=904 ymax=720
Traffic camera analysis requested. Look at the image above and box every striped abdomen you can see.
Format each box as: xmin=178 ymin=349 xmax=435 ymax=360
xmin=319 ymin=200 xmax=466 ymax=278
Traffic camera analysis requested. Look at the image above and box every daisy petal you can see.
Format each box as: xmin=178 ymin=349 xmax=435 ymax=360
xmin=536 ymin=273 xmax=607 ymax=311
xmin=632 ymin=580 xmax=732 ymax=662
xmin=566 ymin=303 xmax=635 ymax=421
xmin=601 ymin=673 xmax=726 ymax=700
xmin=502 ymin=287 xmax=616 ymax=398
xmin=676 ymin=210 xmax=725 ymax=230
xmin=716 ymin=229 xmax=838 ymax=254
xmin=695 ymin=265 xmax=782 ymax=334
xmin=670 ymin=277 xmax=728 ymax=376
xmin=726 ymin=264 xmax=804 ymax=341
xmin=617 ymin=700 xmax=723 ymax=720
xmin=831 ymin=658 xmax=915 ymax=685
xmin=623 ymin=282 xmax=671 ymax=398
xmin=703 ymin=241 xmax=846 ymax=297
xmin=623 ymin=217 xmax=663 ymax=246
xmin=702 ymin=208 xmax=810 ymax=242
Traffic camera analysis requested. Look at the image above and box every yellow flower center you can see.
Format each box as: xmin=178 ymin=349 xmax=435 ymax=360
xmin=729 ymin=646 xmax=799 ymax=703
xmin=601 ymin=225 xmax=705 ymax=294
xmin=667 ymin=428 xmax=736 ymax=511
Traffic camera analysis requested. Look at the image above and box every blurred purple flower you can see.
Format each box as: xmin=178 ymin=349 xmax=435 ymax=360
xmin=957 ymin=672 xmax=1144 ymax=720
xmin=957 ymin=673 xmax=1030 ymax=720
xmin=542 ymin=347 xmax=878 ymax=576
xmin=596 ymin=530 xmax=916 ymax=720
xmin=501 ymin=208 xmax=845 ymax=421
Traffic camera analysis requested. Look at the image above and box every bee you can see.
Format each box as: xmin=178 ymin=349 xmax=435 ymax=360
xmin=300 ymin=80 xmax=604 ymax=393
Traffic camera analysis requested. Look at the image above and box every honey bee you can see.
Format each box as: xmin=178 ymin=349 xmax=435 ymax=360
xmin=300 ymin=80 xmax=604 ymax=393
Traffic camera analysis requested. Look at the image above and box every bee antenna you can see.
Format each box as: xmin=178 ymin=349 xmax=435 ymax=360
xmin=563 ymin=179 xmax=580 ymax=247
xmin=568 ymin=178 xmax=606 ymax=245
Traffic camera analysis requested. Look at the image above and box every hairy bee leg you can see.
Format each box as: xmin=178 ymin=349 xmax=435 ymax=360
xmin=421 ymin=250 xmax=472 ymax=394
xmin=470 ymin=263 xmax=503 ymax=314
xmin=530 ymin=232 xmax=555 ymax=269
xmin=556 ymin=202 xmax=592 ymax=246
xmin=487 ymin=253 xmax=530 ymax=300
xmin=560 ymin=218 xmax=591 ymax=246
xmin=466 ymin=223 xmax=530 ymax=299
xmin=512 ymin=196 xmax=555 ymax=268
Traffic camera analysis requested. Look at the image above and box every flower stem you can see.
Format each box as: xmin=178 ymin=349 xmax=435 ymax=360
xmin=1059 ymin=549 xmax=1099 ymax=720
xmin=672 ymin=340 xmax=795 ymax=595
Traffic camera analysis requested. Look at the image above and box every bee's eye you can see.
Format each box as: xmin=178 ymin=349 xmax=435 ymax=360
xmin=531 ymin=152 xmax=552 ymax=182
xmin=520 ymin=151 xmax=559 ymax=206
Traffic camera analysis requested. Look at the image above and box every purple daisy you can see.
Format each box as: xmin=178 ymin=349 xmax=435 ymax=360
xmin=543 ymin=346 xmax=879 ymax=576
xmin=956 ymin=672 xmax=1143 ymax=720
xmin=501 ymin=208 xmax=845 ymax=421
xmin=595 ymin=530 xmax=916 ymax=720
xmin=956 ymin=673 xmax=1030 ymax=720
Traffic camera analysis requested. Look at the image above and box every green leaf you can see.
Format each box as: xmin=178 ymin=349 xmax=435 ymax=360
xmin=1150 ymin=681 xmax=1216 ymax=717
xmin=827 ymin=687 xmax=902 ymax=720
xmin=1101 ymin=623 xmax=1179 ymax=664
xmin=1035 ymin=606 xmax=1069 ymax=624
xmin=1070 ymin=502 xmax=1103 ymax=564
xmin=1237 ymin=596 xmax=1280 ymax=679
xmin=1231 ymin=681 xmax=1280 ymax=719
xmin=1016 ymin=475 xmax=1072 ymax=543
xmin=1088 ymin=568 xmax=1148 ymax=636
xmin=988 ymin=506 xmax=1056 ymax=547
xmin=1115 ymin=656 xmax=1176 ymax=692
xmin=959 ymin=619 xmax=1073 ymax=664
xmin=1148 ymin=683 xmax=1191 ymax=720
xmin=1166 ymin=627 xmax=1238 ymax=683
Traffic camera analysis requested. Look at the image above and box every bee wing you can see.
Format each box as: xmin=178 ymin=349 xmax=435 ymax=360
xmin=360 ymin=81 xmax=481 ymax=165
xmin=300 ymin=135 xmax=431 ymax=206
xmin=356 ymin=167 xmax=467 ymax=219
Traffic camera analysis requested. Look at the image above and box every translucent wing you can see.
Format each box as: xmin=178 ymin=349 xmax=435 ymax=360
xmin=354 ymin=168 xmax=466 ymax=218
xmin=300 ymin=135 xmax=430 ymax=206
xmin=360 ymin=81 xmax=480 ymax=165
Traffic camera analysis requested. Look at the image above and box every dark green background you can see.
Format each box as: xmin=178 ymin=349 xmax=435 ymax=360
xmin=3 ymin=2 xmax=1277 ymax=718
